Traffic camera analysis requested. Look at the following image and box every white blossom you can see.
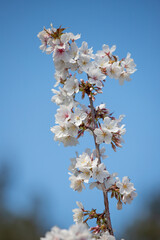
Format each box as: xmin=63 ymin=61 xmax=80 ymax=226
xmin=118 ymin=71 xmax=131 ymax=85
xmin=106 ymin=62 xmax=122 ymax=80
xmin=96 ymin=44 xmax=116 ymax=58
xmin=66 ymin=123 xmax=79 ymax=137
xmin=77 ymin=54 xmax=92 ymax=72
xmin=92 ymin=163 xmax=109 ymax=183
xmin=67 ymin=32 xmax=81 ymax=41
xmin=37 ymin=29 xmax=51 ymax=52
xmin=121 ymin=52 xmax=137 ymax=74
xmin=53 ymin=44 xmax=71 ymax=62
xmin=116 ymin=176 xmax=135 ymax=195
xmin=75 ymin=152 xmax=98 ymax=170
xmin=59 ymin=135 xmax=79 ymax=147
xmin=69 ymin=41 xmax=79 ymax=61
xmin=51 ymin=87 xmax=73 ymax=105
xmin=40 ymin=225 xmax=62 ymax=240
xmin=45 ymin=38 xmax=56 ymax=54
xmin=87 ymin=65 xmax=106 ymax=88
xmin=64 ymin=75 xmax=79 ymax=96
xmin=94 ymin=55 xmax=109 ymax=69
xmin=94 ymin=127 xmax=112 ymax=144
xmin=41 ymin=223 xmax=91 ymax=240
xmin=122 ymin=191 xmax=137 ymax=204
xmin=69 ymin=175 xmax=85 ymax=192
xmin=104 ymin=173 xmax=117 ymax=189
xmin=72 ymin=201 xmax=84 ymax=223
xmin=102 ymin=117 xmax=119 ymax=133
xmin=54 ymin=60 xmax=67 ymax=73
xmin=79 ymin=168 xmax=92 ymax=183
xmin=72 ymin=108 xmax=87 ymax=126
xmin=89 ymin=181 xmax=103 ymax=190
xmin=51 ymin=124 xmax=68 ymax=138
xmin=68 ymin=223 xmax=91 ymax=240
xmin=96 ymin=103 xmax=106 ymax=110
xmin=99 ymin=231 xmax=116 ymax=240
xmin=79 ymin=41 xmax=94 ymax=58
xmin=55 ymin=105 xmax=73 ymax=124
xmin=68 ymin=157 xmax=77 ymax=173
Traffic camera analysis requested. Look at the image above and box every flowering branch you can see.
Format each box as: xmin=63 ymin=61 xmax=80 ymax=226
xmin=88 ymin=97 xmax=101 ymax=163
xmin=89 ymin=96 xmax=113 ymax=236
xmin=38 ymin=24 xmax=137 ymax=240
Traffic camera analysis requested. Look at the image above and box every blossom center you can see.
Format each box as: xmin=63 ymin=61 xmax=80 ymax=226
xmin=65 ymin=113 xmax=69 ymax=118
xmin=58 ymin=48 xmax=65 ymax=54
xmin=123 ymin=184 xmax=127 ymax=189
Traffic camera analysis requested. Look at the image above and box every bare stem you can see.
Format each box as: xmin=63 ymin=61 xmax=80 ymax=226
xmin=89 ymin=96 xmax=114 ymax=236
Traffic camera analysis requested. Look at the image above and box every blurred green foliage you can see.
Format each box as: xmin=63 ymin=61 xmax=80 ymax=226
xmin=0 ymin=161 xmax=46 ymax=240
xmin=122 ymin=193 xmax=160 ymax=240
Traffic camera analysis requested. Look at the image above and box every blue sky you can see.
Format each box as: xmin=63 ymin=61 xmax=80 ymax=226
xmin=1 ymin=0 xmax=160 ymax=237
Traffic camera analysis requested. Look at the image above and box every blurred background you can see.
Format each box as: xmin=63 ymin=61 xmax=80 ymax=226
xmin=1 ymin=0 xmax=160 ymax=239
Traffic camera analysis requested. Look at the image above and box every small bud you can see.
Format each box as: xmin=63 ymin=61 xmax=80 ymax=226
xmin=117 ymin=200 xmax=122 ymax=210
xmin=111 ymin=191 xmax=115 ymax=198
xmin=101 ymin=224 xmax=106 ymax=230
xmin=97 ymin=89 xmax=103 ymax=94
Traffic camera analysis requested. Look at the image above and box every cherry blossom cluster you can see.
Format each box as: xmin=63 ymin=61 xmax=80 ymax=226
xmin=41 ymin=223 xmax=92 ymax=240
xmin=72 ymin=201 xmax=124 ymax=239
xmin=41 ymin=223 xmax=118 ymax=240
xmin=38 ymin=24 xmax=136 ymax=87
xmin=50 ymin=101 xmax=87 ymax=146
xmin=115 ymin=176 xmax=137 ymax=210
xmin=38 ymin=24 xmax=136 ymax=149
xmin=69 ymin=148 xmax=109 ymax=192
xmin=69 ymin=150 xmax=136 ymax=210
xmin=94 ymin=114 xmax=126 ymax=150
xmin=38 ymin=24 xmax=137 ymax=240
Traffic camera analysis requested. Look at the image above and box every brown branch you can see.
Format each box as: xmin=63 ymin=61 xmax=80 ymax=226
xmin=89 ymin=96 xmax=114 ymax=236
